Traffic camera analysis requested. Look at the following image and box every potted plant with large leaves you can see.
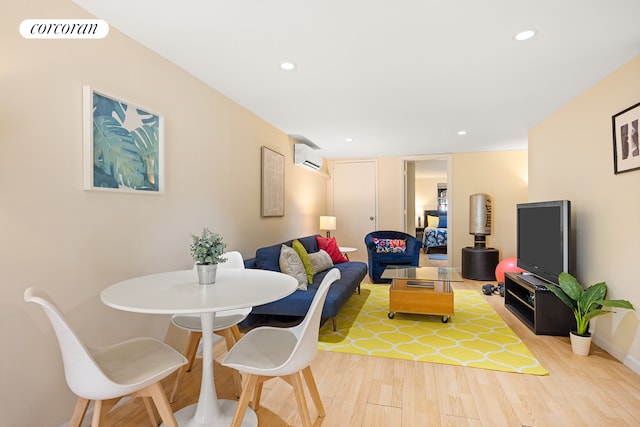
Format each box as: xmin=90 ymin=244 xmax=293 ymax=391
xmin=190 ymin=228 xmax=227 ymax=285
xmin=545 ymin=272 xmax=635 ymax=356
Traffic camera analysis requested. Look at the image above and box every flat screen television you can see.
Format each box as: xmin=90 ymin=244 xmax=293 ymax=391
xmin=516 ymin=200 xmax=572 ymax=285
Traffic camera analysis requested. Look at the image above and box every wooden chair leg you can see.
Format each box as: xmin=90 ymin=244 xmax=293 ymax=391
xmin=288 ymin=373 xmax=313 ymax=427
xmin=141 ymin=396 xmax=160 ymax=426
xmin=251 ymin=377 xmax=266 ymax=410
xmin=169 ymin=330 xmax=202 ymax=403
xmin=216 ymin=328 xmax=236 ymax=350
xmin=69 ymin=397 xmax=90 ymax=427
xmin=91 ymin=400 xmax=105 ymax=427
xmin=231 ymin=374 xmax=258 ymax=427
xmin=184 ymin=331 xmax=202 ymax=372
xmin=91 ymin=399 xmax=113 ymax=427
xmin=302 ymin=366 xmax=325 ymax=417
xmin=230 ymin=324 xmax=242 ymax=342
xmin=231 ymin=369 xmax=244 ymax=398
xmin=169 ymin=365 xmax=186 ymax=404
xmin=146 ymin=382 xmax=179 ymax=427
xmin=90 ymin=398 xmax=117 ymax=427
xmin=215 ymin=327 xmax=243 ymax=397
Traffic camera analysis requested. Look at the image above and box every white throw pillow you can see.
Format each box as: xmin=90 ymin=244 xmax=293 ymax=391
xmin=279 ymin=244 xmax=307 ymax=290
xmin=308 ymin=249 xmax=334 ymax=275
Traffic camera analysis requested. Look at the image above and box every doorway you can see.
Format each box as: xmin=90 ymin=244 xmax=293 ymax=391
xmin=406 ymin=157 xmax=451 ymax=264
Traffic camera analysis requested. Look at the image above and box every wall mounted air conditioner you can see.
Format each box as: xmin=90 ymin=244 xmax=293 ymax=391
xmin=294 ymin=144 xmax=323 ymax=171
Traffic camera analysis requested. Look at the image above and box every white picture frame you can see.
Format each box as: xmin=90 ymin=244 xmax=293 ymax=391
xmin=83 ymin=86 xmax=164 ymax=193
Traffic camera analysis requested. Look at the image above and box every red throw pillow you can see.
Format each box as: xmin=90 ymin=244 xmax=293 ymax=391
xmin=315 ymin=236 xmax=348 ymax=264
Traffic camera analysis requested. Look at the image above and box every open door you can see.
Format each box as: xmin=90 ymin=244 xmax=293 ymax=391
xmin=407 ymin=157 xmax=450 ymax=265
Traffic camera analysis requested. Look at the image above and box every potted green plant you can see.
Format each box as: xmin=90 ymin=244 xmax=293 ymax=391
xmin=190 ymin=227 xmax=227 ymax=284
xmin=545 ymin=272 xmax=635 ymax=356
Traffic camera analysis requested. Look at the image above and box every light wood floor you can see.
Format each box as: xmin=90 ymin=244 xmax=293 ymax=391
xmin=105 ymin=255 xmax=640 ymax=426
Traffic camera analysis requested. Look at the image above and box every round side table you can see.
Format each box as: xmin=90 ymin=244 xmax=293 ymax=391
xmin=338 ymin=246 xmax=357 ymax=260
xmin=338 ymin=247 xmax=360 ymax=294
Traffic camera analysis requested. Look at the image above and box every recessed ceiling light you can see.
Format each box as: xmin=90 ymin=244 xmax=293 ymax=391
xmin=279 ymin=62 xmax=297 ymax=70
xmin=457 ymin=130 xmax=467 ymax=136
xmin=514 ymin=30 xmax=537 ymax=41
xmin=345 ymin=137 xmax=353 ymax=142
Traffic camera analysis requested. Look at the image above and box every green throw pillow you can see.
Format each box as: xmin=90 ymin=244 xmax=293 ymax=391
xmin=292 ymin=239 xmax=314 ymax=284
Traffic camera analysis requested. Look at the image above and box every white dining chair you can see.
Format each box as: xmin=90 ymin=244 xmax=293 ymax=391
xmin=24 ymin=287 xmax=187 ymax=427
xmin=222 ymin=268 xmax=341 ymax=427
xmin=169 ymin=250 xmax=251 ymax=402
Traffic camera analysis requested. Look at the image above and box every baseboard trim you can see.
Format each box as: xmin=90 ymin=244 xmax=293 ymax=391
xmin=593 ymin=335 xmax=640 ymax=375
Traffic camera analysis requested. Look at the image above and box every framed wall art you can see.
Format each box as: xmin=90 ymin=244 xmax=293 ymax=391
xmin=261 ymin=146 xmax=285 ymax=217
xmin=83 ymin=86 xmax=164 ymax=192
xmin=612 ymin=101 xmax=640 ymax=174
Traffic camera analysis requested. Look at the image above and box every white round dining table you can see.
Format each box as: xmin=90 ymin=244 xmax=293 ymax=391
xmin=101 ymin=268 xmax=297 ymax=427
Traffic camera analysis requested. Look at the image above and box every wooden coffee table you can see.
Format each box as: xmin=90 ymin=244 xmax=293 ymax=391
xmin=381 ymin=266 xmax=462 ymax=323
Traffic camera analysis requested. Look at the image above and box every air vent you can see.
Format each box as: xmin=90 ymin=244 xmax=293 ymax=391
xmin=294 ymin=144 xmax=323 ymax=171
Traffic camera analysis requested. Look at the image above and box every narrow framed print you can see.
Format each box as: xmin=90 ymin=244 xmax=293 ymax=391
xmin=83 ymin=86 xmax=164 ymax=192
xmin=261 ymin=146 xmax=285 ymax=217
xmin=612 ymin=101 xmax=640 ymax=174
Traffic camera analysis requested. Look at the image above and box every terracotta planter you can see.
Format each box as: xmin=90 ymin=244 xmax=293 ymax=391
xmin=196 ymin=264 xmax=218 ymax=285
xmin=570 ymin=331 xmax=592 ymax=356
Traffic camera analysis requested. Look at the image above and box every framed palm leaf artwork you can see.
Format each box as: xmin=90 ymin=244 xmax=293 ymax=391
xmin=83 ymin=86 xmax=164 ymax=193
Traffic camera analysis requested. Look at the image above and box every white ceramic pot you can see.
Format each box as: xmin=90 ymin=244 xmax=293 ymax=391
xmin=570 ymin=331 xmax=592 ymax=356
xmin=196 ymin=263 xmax=218 ymax=285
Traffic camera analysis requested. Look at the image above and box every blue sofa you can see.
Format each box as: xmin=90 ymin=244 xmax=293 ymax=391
xmin=243 ymin=234 xmax=368 ymax=330
xmin=364 ymin=230 xmax=423 ymax=283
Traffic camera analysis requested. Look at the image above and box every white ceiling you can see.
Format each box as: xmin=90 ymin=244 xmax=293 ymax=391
xmin=73 ymin=0 xmax=640 ymax=159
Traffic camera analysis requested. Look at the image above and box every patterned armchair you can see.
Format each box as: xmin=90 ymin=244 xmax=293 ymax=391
xmin=364 ymin=231 xmax=423 ymax=283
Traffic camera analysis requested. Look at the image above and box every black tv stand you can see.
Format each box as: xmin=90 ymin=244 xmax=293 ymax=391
xmin=504 ymin=272 xmax=575 ymax=336
xmin=516 ymin=273 xmax=548 ymax=290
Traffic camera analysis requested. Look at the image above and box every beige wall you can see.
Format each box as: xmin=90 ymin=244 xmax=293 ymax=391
xmin=450 ymin=150 xmax=529 ymax=267
xmin=406 ymin=161 xmax=416 ymax=233
xmin=337 ymin=152 xmax=527 ymax=271
xmin=416 ymin=177 xmax=447 ymax=216
xmin=2 ymin=1 xmax=328 ymax=425
xmin=529 ymin=55 xmax=640 ymax=370
xmin=375 ymin=152 xmax=528 ymax=270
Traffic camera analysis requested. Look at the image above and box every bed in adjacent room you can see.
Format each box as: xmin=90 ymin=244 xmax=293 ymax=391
xmin=423 ymin=210 xmax=448 ymax=254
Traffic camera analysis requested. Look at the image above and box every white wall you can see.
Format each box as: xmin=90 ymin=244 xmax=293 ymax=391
xmin=1 ymin=0 xmax=328 ymax=425
xmin=529 ymin=55 xmax=640 ymax=371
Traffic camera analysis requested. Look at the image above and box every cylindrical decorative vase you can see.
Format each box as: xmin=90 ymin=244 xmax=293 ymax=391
xmin=570 ymin=332 xmax=592 ymax=356
xmin=196 ymin=264 xmax=218 ymax=285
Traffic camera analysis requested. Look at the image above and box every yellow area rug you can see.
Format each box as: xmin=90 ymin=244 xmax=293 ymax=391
xmin=319 ymin=284 xmax=548 ymax=375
